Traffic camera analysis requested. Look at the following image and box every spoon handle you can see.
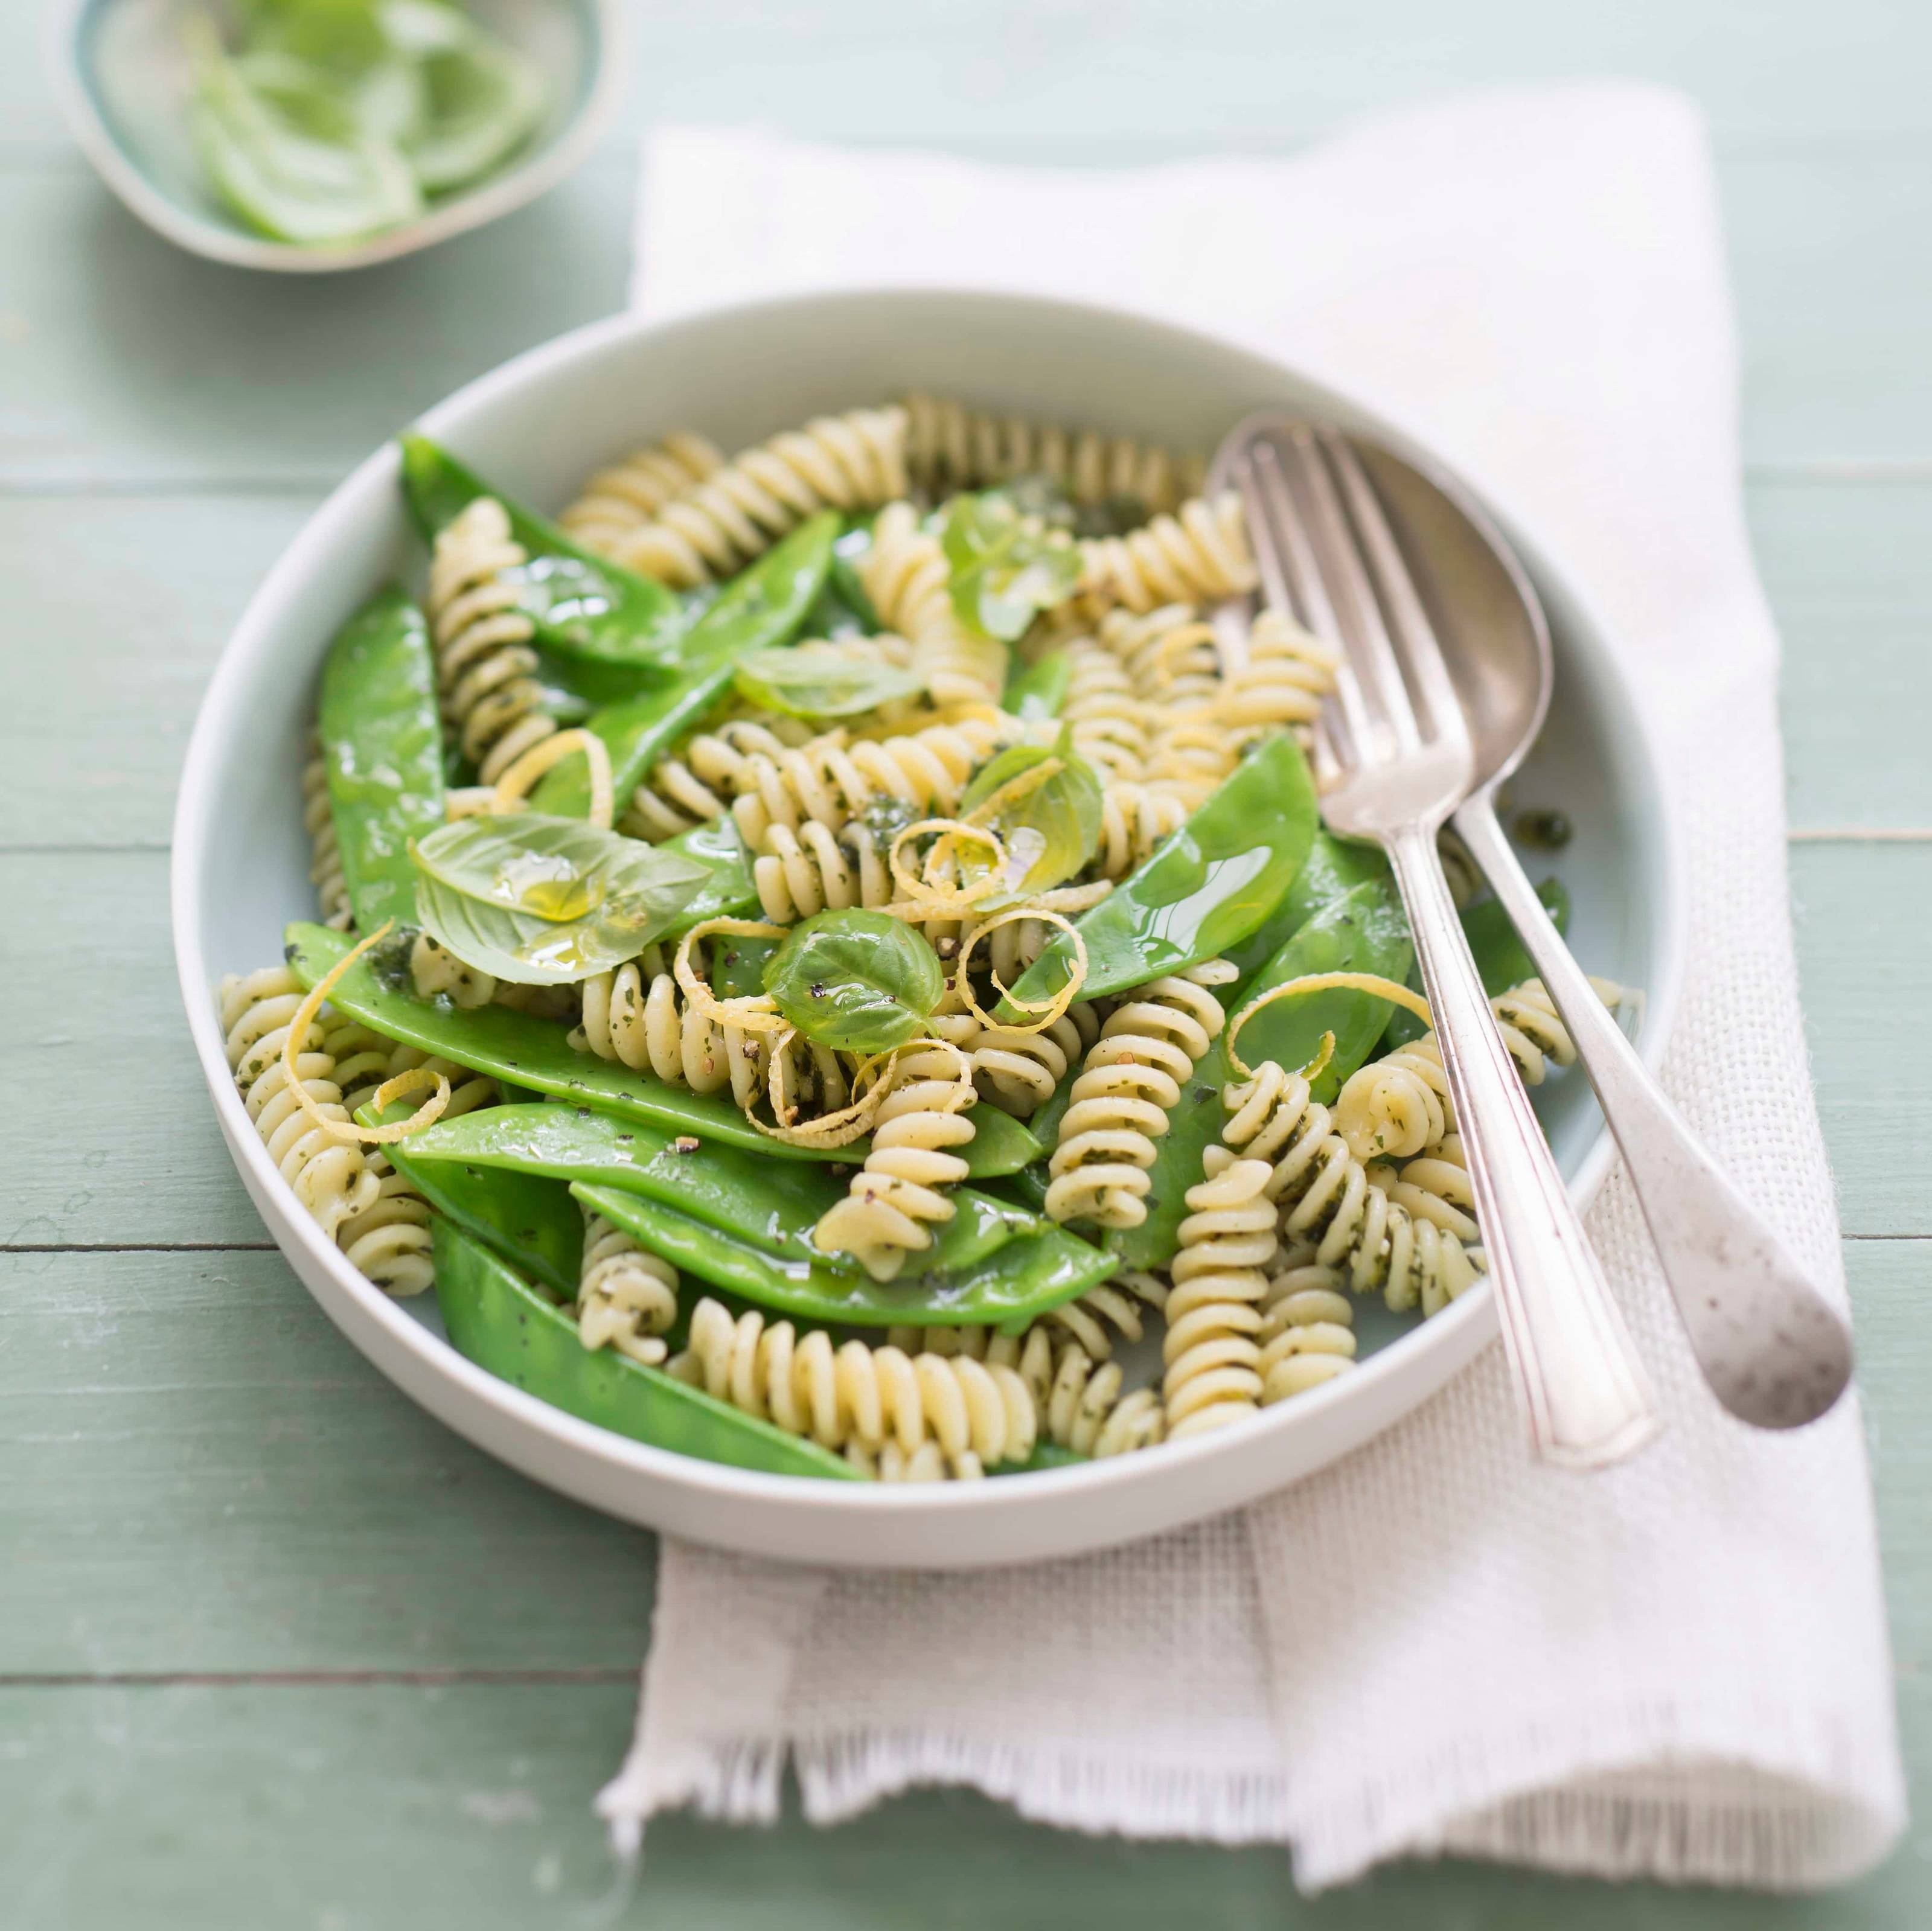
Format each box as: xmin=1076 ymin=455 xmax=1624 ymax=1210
xmin=1386 ymin=826 xmax=1662 ymax=1468
xmin=1452 ymin=797 xmax=1854 ymax=1428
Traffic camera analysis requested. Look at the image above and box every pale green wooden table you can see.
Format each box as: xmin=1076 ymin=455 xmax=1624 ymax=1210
xmin=4 ymin=4 xmax=1927 ymax=1923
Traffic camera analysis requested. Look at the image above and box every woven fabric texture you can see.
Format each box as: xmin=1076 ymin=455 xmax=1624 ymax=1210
xmin=599 ymin=85 xmax=1905 ymax=1891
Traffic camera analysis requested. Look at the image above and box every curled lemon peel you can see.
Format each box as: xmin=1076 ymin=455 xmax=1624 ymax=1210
xmin=887 ymin=816 xmax=1006 ymax=917
xmin=954 ymin=907 xmax=1089 ymax=1036
xmin=283 ymin=922 xmax=450 ymax=1146
xmin=672 ymin=918 xmax=788 ymax=1034
xmin=490 ymin=729 xmax=614 ymax=829
xmin=1225 ymin=971 xmax=1430 ymax=1080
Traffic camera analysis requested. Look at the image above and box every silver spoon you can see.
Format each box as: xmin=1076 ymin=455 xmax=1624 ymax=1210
xmin=1349 ymin=435 xmax=1854 ymax=1429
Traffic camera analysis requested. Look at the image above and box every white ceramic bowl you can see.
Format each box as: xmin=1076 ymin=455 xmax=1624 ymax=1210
xmin=173 ymin=290 xmax=1684 ymax=1568
xmin=47 ymin=0 xmax=622 ymax=273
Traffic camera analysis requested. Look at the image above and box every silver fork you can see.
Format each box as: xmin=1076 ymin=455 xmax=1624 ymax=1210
xmin=1229 ymin=421 xmax=1662 ymax=1470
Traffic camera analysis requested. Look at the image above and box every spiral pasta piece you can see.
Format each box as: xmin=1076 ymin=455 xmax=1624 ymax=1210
xmin=900 ymin=1323 xmax=1164 ymax=1458
xmin=1217 ymin=607 xmax=1340 ymax=745
xmin=813 ymin=1042 xmax=978 ymax=1281
xmin=622 ymin=718 xmax=805 ymax=842
xmin=574 ymin=945 xmax=788 ymax=1112
xmin=1060 ymin=635 xmax=1150 ymax=782
xmin=966 ymin=1006 xmax=1098 ymax=1117
xmin=860 ymin=500 xmax=1007 ymax=706
xmin=1221 ymin=1059 xmax=1482 ymax=1315
xmin=1332 ymin=977 xmax=1625 ymax=1163
xmin=752 ymin=818 xmax=897 ymax=924
xmin=558 ymin=432 xmax=724 ymax=555
xmin=901 ymin=394 xmax=1206 ymax=517
xmin=301 ymin=738 xmax=353 ymax=930
xmin=667 ymin=1297 xmax=1034 ymax=1478
xmin=1045 ymin=960 xmax=1236 ymax=1228
xmin=425 ymin=496 xmax=559 ymax=784
xmin=1077 ymin=493 xmax=1258 ymax=616
xmin=606 ymin=407 xmax=909 ymax=588
xmin=219 ymin=967 xmax=379 ymax=1239
xmin=577 ymin=1214 xmax=679 ymax=1366
xmin=1163 ymin=1151 xmax=1273 ymax=1436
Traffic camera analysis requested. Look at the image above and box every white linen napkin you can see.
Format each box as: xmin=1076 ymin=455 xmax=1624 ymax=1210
xmin=598 ymin=86 xmax=1907 ymax=1892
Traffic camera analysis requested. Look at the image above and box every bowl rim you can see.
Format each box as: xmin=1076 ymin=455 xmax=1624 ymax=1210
xmin=43 ymin=0 xmax=627 ymax=275
xmin=171 ymin=285 xmax=1686 ymax=1547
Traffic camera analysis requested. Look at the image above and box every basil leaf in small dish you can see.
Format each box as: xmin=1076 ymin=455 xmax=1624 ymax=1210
xmin=763 ymin=910 xmax=944 ymax=1052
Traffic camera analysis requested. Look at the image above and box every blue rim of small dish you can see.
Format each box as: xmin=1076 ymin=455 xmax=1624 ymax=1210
xmin=43 ymin=0 xmax=626 ymax=274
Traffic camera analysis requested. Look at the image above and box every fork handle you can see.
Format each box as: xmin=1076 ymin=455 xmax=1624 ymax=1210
xmin=1386 ymin=826 xmax=1662 ymax=1468
xmin=1451 ymin=799 xmax=1853 ymax=1428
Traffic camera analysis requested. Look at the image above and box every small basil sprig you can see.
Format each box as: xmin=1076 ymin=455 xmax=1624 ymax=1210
xmin=939 ymin=494 xmax=1082 ymax=642
xmin=762 ymin=910 xmax=944 ymax=1053
xmin=411 ymin=812 xmax=708 ymax=985
xmin=958 ymin=728 xmax=1102 ymax=898
xmin=733 ymin=642 xmax=923 ymax=720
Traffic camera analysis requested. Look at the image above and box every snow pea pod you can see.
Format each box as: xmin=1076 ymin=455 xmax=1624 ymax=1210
xmin=316 ymin=585 xmax=444 ymax=932
xmin=572 ymin=1183 xmax=1113 ymax=1331
xmin=359 ymin=1100 xmax=580 ymax=1300
xmin=1223 ymin=828 xmax=1389 ymax=983
xmin=400 ymin=1103 xmax=1041 ymax=1281
xmin=431 ymin=1219 xmax=860 ymax=1481
xmin=1104 ymin=875 xmax=1415 ymax=1272
xmin=285 ymin=921 xmax=1042 ymax=1174
xmin=399 ymin=434 xmax=683 ymax=671
xmin=530 ymin=514 xmax=838 ymax=819
xmin=999 ymin=732 xmax=1319 ymax=1017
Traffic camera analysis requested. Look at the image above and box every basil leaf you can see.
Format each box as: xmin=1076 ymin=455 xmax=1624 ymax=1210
xmin=1002 ymin=648 xmax=1073 ymax=721
xmin=762 ymin=910 xmax=943 ymax=1052
xmin=413 ymin=812 xmax=699 ymax=922
xmin=732 ymin=642 xmax=924 ymax=721
xmin=939 ymin=495 xmax=1082 ymax=642
xmin=412 ymin=829 xmax=708 ymax=985
xmin=958 ymin=729 xmax=1102 ymax=898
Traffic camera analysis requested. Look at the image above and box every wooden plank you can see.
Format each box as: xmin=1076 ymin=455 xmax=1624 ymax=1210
xmin=1754 ymin=480 xmax=1932 ymax=831
xmin=1 ymin=851 xmax=266 ymax=1249
xmin=1 ymin=492 xmax=316 ymax=849
xmin=0 ymin=1250 xmax=654 ymax=1677
xmin=1791 ymin=843 xmax=1932 ymax=1236
xmin=2 ymin=138 xmax=1930 ymax=490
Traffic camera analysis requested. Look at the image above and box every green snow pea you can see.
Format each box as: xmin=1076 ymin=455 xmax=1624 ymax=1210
xmin=656 ymin=819 xmax=758 ymax=934
xmin=573 ymin=1183 xmax=1113 ymax=1330
xmin=998 ymin=732 xmax=1319 ymax=1018
xmin=358 ymin=1100 xmax=581 ymax=1301
xmin=531 ymin=514 xmax=837 ymax=819
xmin=1104 ymin=875 xmax=1414 ymax=1273
xmin=1001 ymin=648 xmax=1073 ymax=721
xmin=432 ymin=1219 xmax=859 ymax=1481
xmin=315 ymin=584 xmax=444 ymax=931
xmin=1223 ymin=828 xmax=1390 ymax=983
xmin=1379 ymin=876 xmax=1571 ymax=1051
xmin=286 ymin=922 xmax=1040 ymax=1173
xmin=400 ymin=435 xmax=683 ymax=671
xmin=400 ymin=1103 xmax=1043 ymax=1281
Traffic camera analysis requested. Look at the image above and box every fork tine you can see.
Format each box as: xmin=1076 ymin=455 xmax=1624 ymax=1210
xmin=1320 ymin=429 xmax=1470 ymax=754
xmin=1275 ymin=426 xmax=1422 ymax=755
xmin=1236 ymin=436 xmax=1378 ymax=764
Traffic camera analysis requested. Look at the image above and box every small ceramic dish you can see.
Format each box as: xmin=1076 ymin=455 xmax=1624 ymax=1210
xmin=46 ymin=0 xmax=623 ymax=273
xmin=174 ymin=290 xmax=1684 ymax=1568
